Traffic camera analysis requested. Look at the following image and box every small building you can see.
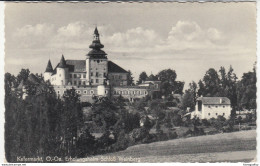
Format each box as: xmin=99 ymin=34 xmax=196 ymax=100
xmin=191 ymin=97 xmax=231 ymax=119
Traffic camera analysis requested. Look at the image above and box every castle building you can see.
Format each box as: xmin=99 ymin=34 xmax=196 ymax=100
xmin=44 ymin=28 xmax=160 ymax=102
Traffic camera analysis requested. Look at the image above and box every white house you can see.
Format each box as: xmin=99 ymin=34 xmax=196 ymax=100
xmin=191 ymin=97 xmax=231 ymax=119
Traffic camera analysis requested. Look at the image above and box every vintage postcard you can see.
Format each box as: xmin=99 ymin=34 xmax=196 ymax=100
xmin=2 ymin=1 xmax=257 ymax=163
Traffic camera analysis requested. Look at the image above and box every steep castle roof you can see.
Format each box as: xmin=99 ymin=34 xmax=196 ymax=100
xmin=45 ymin=59 xmax=53 ymax=73
xmin=108 ymin=61 xmax=128 ymax=73
xmin=52 ymin=60 xmax=128 ymax=75
xmin=197 ymin=97 xmax=231 ymax=105
xmin=58 ymin=55 xmax=67 ymax=68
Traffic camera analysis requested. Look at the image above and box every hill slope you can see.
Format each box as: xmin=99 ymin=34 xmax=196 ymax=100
xmin=76 ymin=130 xmax=256 ymax=162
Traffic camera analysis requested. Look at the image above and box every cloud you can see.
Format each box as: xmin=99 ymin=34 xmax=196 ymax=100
xmin=13 ymin=23 xmax=55 ymax=48
xmin=10 ymin=20 xmax=236 ymax=59
xmin=48 ymin=22 xmax=111 ymax=50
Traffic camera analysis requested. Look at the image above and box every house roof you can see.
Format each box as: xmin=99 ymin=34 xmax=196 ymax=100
xmin=108 ymin=61 xmax=128 ymax=73
xmin=52 ymin=60 xmax=128 ymax=74
xmin=197 ymin=97 xmax=231 ymax=105
xmin=66 ymin=60 xmax=86 ymax=72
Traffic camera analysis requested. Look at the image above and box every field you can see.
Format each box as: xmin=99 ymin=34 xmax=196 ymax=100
xmin=75 ymin=130 xmax=256 ymax=162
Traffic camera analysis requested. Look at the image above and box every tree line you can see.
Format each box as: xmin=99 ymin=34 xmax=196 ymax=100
xmin=182 ymin=65 xmax=256 ymax=116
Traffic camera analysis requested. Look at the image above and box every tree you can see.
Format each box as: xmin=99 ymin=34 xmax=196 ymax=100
xmin=236 ymin=66 xmax=256 ymax=111
xmin=147 ymin=74 xmax=158 ymax=81
xmin=198 ymin=68 xmax=220 ymax=97
xmin=137 ymin=71 xmax=148 ymax=84
xmin=157 ymin=69 xmax=177 ymax=83
xmin=127 ymin=70 xmax=135 ymax=86
xmin=17 ymin=69 xmax=30 ymax=84
xmin=218 ymin=66 xmax=238 ymax=114
xmin=182 ymin=81 xmax=197 ymax=111
xmin=61 ymin=88 xmax=83 ymax=157
xmin=157 ymin=69 xmax=184 ymax=96
xmin=76 ymin=129 xmax=96 ymax=157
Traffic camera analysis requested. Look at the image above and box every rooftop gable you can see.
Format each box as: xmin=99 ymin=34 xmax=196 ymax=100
xmin=197 ymin=97 xmax=231 ymax=105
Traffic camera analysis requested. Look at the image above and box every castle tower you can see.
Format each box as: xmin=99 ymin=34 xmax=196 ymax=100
xmin=86 ymin=27 xmax=108 ymax=85
xmin=44 ymin=59 xmax=53 ymax=82
xmin=56 ymin=55 xmax=69 ymax=85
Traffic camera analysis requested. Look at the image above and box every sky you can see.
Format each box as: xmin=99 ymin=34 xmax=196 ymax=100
xmin=4 ymin=2 xmax=256 ymax=90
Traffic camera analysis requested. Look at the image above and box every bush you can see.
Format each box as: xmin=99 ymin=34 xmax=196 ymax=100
xmin=110 ymin=130 xmax=130 ymax=152
xmin=167 ymin=131 xmax=178 ymax=139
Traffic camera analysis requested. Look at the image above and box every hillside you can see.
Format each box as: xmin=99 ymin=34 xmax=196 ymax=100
xmin=76 ymin=130 xmax=256 ymax=162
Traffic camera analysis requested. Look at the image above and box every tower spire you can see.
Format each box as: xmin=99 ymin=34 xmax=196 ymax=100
xmin=89 ymin=27 xmax=104 ymax=50
xmin=86 ymin=27 xmax=107 ymax=59
xmin=58 ymin=54 xmax=67 ymax=68
xmin=45 ymin=59 xmax=53 ymax=73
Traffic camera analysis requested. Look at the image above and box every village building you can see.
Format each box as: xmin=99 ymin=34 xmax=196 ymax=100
xmin=43 ymin=27 xmax=160 ymax=102
xmin=191 ymin=97 xmax=231 ymax=119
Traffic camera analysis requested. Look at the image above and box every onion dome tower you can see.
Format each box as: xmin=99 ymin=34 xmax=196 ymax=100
xmin=86 ymin=27 xmax=108 ymax=85
xmin=87 ymin=27 xmax=107 ymax=59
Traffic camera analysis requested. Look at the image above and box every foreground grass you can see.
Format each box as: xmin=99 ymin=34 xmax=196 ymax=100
xmin=76 ymin=130 xmax=256 ymax=162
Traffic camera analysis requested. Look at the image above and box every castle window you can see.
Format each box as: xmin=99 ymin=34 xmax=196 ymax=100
xmin=119 ymin=76 xmax=122 ymax=79
xmin=79 ymin=81 xmax=81 ymax=85
xmin=83 ymin=81 xmax=86 ymax=85
xmin=215 ymin=106 xmax=218 ymax=108
xmin=97 ymin=60 xmax=100 ymax=63
xmin=91 ymin=72 xmax=93 ymax=76
xmin=70 ymin=74 xmax=72 ymax=78
xmin=90 ymin=90 xmax=94 ymax=94
xmin=208 ymin=113 xmax=210 ymax=116
xmin=57 ymin=90 xmax=60 ymax=94
xmin=144 ymin=91 xmax=148 ymax=95
xmin=103 ymin=73 xmax=106 ymax=77
xmin=223 ymin=106 xmax=225 ymax=108
xmin=74 ymin=81 xmax=77 ymax=85
xmin=223 ymin=113 xmax=225 ymax=116
xmin=105 ymin=90 xmax=108 ymax=94
xmin=96 ymin=72 xmax=99 ymax=77
xmin=74 ymin=74 xmax=77 ymax=78
xmin=96 ymin=79 xmax=99 ymax=83
xmin=216 ymin=113 xmax=218 ymax=116
xmin=91 ymin=79 xmax=93 ymax=83
xmin=83 ymin=74 xmax=86 ymax=78
xmin=208 ymin=106 xmax=211 ymax=108
xmin=83 ymin=90 xmax=87 ymax=94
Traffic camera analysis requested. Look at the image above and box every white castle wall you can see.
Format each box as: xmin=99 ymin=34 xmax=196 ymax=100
xmin=53 ymin=85 xmax=151 ymax=103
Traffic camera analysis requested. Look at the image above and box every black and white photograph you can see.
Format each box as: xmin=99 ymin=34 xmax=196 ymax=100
xmin=2 ymin=1 xmax=257 ymax=163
